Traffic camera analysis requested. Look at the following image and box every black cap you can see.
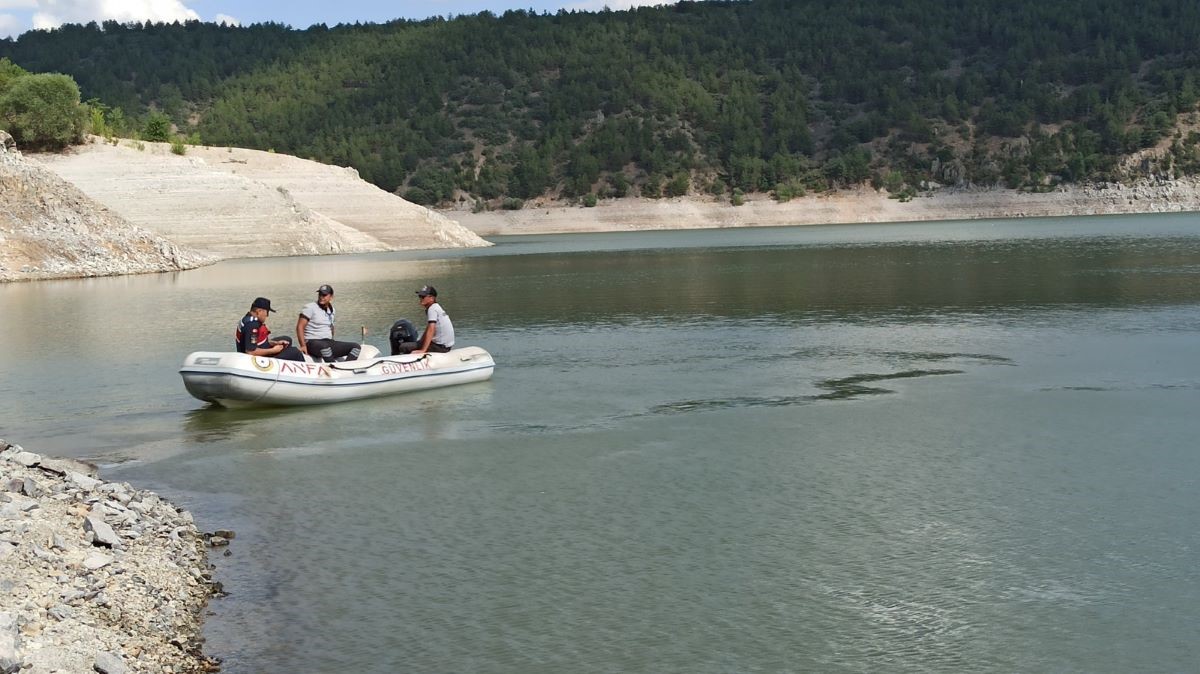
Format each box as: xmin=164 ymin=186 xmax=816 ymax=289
xmin=317 ymin=284 xmax=334 ymax=296
xmin=415 ymin=285 xmax=437 ymax=297
xmin=251 ymin=297 xmax=275 ymax=312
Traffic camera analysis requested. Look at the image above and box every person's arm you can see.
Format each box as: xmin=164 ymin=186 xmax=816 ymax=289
xmin=296 ymin=314 xmax=309 ymax=354
xmin=247 ymin=342 xmax=285 ymax=357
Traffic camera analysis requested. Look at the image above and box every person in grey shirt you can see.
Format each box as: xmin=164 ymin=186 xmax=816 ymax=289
xmin=296 ymin=284 xmax=361 ymax=362
xmin=392 ymin=285 xmax=454 ymax=355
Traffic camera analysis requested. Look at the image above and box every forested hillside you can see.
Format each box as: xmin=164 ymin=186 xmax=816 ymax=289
xmin=4 ymin=0 xmax=1200 ymax=207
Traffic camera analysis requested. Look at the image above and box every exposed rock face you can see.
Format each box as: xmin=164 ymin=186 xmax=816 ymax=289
xmin=183 ymin=145 xmax=490 ymax=250
xmin=0 ymin=144 xmax=212 ymax=282
xmin=35 ymin=139 xmax=489 ymax=260
xmin=0 ymin=440 xmax=219 ymax=674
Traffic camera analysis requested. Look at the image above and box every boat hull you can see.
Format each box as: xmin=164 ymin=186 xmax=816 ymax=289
xmin=179 ymin=346 xmax=494 ymax=407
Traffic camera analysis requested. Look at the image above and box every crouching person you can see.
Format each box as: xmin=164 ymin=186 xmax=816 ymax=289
xmin=297 ymin=284 xmax=362 ymax=362
xmin=237 ymin=297 xmax=305 ymax=361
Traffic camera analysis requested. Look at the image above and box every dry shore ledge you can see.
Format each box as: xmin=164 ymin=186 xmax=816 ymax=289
xmin=1 ymin=441 xmax=221 ymax=674
xmin=449 ymin=178 xmax=1200 ymax=236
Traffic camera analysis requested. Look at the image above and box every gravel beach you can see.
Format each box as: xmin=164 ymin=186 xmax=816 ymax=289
xmin=0 ymin=441 xmax=221 ymax=674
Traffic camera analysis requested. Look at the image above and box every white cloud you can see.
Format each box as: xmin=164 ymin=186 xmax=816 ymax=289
xmin=0 ymin=0 xmax=37 ymax=9
xmin=563 ymin=0 xmax=669 ymax=11
xmin=30 ymin=0 xmax=200 ymax=30
xmin=214 ymin=12 xmax=238 ymax=26
xmin=0 ymin=13 xmax=20 ymax=37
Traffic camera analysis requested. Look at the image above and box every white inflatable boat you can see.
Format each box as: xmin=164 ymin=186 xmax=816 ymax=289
xmin=179 ymin=345 xmax=494 ymax=407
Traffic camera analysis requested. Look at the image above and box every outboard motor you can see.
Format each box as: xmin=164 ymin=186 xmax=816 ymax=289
xmin=389 ymin=318 xmax=419 ymax=355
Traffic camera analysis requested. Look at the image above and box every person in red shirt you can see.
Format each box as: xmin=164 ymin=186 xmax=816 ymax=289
xmin=235 ymin=297 xmax=304 ymax=361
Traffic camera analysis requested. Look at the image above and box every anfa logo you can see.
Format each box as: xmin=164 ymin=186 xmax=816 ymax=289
xmin=252 ymin=357 xmax=275 ymax=372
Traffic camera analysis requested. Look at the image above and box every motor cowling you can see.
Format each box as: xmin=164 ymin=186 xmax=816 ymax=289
xmin=388 ymin=318 xmax=419 ymax=355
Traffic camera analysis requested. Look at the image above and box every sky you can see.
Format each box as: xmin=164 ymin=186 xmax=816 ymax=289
xmin=0 ymin=0 xmax=670 ymax=39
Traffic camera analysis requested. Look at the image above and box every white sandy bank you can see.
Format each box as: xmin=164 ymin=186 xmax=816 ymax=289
xmin=35 ymin=139 xmax=488 ymax=260
xmin=447 ymin=180 xmax=1200 ymax=237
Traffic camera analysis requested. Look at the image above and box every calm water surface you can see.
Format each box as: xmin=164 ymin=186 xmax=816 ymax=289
xmin=2 ymin=214 xmax=1199 ymax=672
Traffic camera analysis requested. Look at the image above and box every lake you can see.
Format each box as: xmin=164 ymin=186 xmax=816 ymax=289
xmin=2 ymin=213 xmax=1198 ymax=672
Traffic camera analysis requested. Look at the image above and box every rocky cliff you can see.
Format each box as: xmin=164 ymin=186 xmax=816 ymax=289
xmin=0 ymin=143 xmax=211 ymax=283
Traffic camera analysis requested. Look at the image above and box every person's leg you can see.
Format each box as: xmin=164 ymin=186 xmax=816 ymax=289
xmin=426 ymin=343 xmax=451 ymax=353
xmin=307 ymin=338 xmax=335 ymax=362
xmin=277 ymin=345 xmax=306 ymax=361
xmin=392 ymin=341 xmax=419 ymax=355
xmin=329 ymin=340 xmax=361 ymax=361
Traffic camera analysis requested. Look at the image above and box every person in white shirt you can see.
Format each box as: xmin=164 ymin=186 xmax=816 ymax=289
xmin=393 ymin=284 xmax=454 ymax=355
xmin=296 ymin=284 xmax=361 ymax=362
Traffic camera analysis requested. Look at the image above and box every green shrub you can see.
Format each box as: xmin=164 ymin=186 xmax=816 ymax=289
xmin=142 ymin=112 xmax=172 ymax=142
xmin=582 ymin=193 xmax=598 ymax=207
xmin=773 ymin=180 xmax=806 ymax=202
xmin=0 ymin=73 xmax=86 ymax=149
xmin=731 ymin=188 xmax=745 ymax=206
xmin=170 ymin=137 xmax=186 ymax=155
xmin=665 ymin=173 xmax=690 ymax=197
xmin=0 ymin=57 xmax=29 ymax=93
xmin=642 ymin=173 xmax=663 ymax=198
xmin=87 ymin=105 xmax=108 ymax=137
xmin=501 ymin=197 xmax=524 ymax=210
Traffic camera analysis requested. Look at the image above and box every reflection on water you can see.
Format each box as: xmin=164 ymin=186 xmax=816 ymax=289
xmin=3 ymin=214 xmax=1200 ymax=672
xmin=648 ymin=367 xmax=968 ymax=413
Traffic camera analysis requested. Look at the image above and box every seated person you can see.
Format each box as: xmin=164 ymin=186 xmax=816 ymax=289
xmin=236 ymin=297 xmax=305 ymax=361
xmin=392 ymin=285 xmax=454 ymax=355
xmin=297 ymin=284 xmax=361 ymax=362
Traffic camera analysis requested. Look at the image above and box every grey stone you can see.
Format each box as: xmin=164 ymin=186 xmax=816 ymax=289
xmin=83 ymin=515 xmax=120 ymax=548
xmin=68 ymin=472 xmax=103 ymax=492
xmin=213 ymin=529 xmax=236 ymax=539
xmin=38 ymin=457 xmax=97 ymax=477
xmin=20 ymin=478 xmax=40 ymax=498
xmin=0 ymin=496 xmax=35 ymax=520
xmin=47 ymin=604 xmax=73 ymax=621
xmin=61 ymin=590 xmax=88 ymax=603
xmin=93 ymin=651 xmax=127 ymax=674
xmin=10 ymin=452 xmax=40 ymax=467
xmin=0 ymin=611 xmax=19 ymax=674
xmin=83 ymin=553 xmax=113 ymax=570
xmin=31 ymin=545 xmax=54 ymax=562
